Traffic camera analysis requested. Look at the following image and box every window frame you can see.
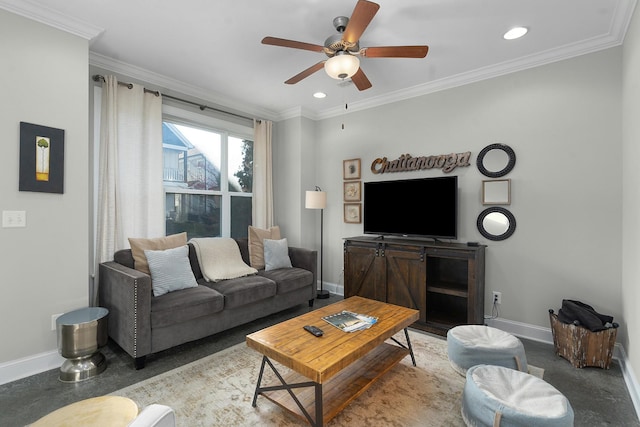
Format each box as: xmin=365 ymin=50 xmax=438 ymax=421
xmin=162 ymin=105 xmax=254 ymax=238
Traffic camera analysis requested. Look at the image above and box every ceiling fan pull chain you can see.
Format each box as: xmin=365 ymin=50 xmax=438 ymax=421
xmin=342 ymin=93 xmax=348 ymax=130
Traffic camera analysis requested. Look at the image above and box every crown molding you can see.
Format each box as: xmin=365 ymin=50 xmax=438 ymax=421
xmin=0 ymin=0 xmax=102 ymax=40
xmin=315 ymin=32 xmax=629 ymax=120
xmin=90 ymin=52 xmax=279 ymax=122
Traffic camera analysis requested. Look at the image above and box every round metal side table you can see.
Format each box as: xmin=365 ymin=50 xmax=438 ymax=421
xmin=56 ymin=307 xmax=109 ymax=382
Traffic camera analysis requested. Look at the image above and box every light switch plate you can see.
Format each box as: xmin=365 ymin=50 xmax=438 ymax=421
xmin=2 ymin=210 xmax=26 ymax=228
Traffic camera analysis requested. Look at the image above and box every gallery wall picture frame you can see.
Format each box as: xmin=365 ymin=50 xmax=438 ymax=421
xmin=19 ymin=122 xmax=65 ymax=194
xmin=343 ymin=181 xmax=362 ymax=202
xmin=482 ymin=179 xmax=511 ymax=205
xmin=343 ymin=158 xmax=361 ymax=180
xmin=344 ymin=203 xmax=362 ymax=224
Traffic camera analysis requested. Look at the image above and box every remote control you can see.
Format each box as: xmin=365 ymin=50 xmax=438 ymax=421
xmin=303 ymin=325 xmax=324 ymax=337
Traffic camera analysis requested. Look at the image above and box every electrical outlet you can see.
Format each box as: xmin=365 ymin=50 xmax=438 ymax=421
xmin=492 ymin=291 xmax=502 ymax=305
xmin=51 ymin=313 xmax=63 ymax=331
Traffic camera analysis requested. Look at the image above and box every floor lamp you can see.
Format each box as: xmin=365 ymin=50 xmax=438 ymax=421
xmin=306 ymin=187 xmax=330 ymax=299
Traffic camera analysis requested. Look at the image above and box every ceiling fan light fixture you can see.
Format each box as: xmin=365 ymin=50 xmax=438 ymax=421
xmin=503 ymin=26 xmax=528 ymax=40
xmin=324 ymin=51 xmax=360 ymax=80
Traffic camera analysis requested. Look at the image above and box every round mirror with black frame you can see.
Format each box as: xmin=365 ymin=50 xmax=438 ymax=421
xmin=477 ymin=143 xmax=516 ymax=178
xmin=477 ymin=207 xmax=516 ymax=241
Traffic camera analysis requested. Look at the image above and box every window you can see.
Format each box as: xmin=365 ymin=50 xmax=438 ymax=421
xmin=162 ymin=118 xmax=253 ymax=239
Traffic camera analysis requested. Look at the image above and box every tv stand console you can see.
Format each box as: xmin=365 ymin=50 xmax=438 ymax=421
xmin=343 ymin=236 xmax=485 ymax=336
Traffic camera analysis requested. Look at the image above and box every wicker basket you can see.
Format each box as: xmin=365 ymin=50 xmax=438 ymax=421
xmin=548 ymin=310 xmax=617 ymax=369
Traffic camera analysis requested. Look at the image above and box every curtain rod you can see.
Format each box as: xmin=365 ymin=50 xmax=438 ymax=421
xmin=92 ymin=74 xmax=258 ymax=123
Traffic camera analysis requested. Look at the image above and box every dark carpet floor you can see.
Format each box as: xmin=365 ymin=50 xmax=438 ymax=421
xmin=1 ymin=294 xmax=637 ymax=426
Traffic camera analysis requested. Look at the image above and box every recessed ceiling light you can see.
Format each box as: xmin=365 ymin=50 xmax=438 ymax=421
xmin=503 ymin=26 xmax=528 ymax=40
xmin=313 ymin=92 xmax=327 ymax=99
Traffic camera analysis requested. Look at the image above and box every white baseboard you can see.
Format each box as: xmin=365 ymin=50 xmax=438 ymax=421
xmin=322 ymin=282 xmax=344 ymax=297
xmin=0 ymin=350 xmax=64 ymax=385
xmin=485 ymin=316 xmax=554 ymax=344
xmin=616 ymin=344 xmax=640 ymax=422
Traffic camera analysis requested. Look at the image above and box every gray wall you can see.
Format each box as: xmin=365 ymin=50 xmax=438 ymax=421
xmin=274 ymin=115 xmax=318 ymax=248
xmin=622 ymin=2 xmax=640 ymax=398
xmin=0 ymin=10 xmax=89 ymax=367
xmin=278 ymin=48 xmax=624 ymax=339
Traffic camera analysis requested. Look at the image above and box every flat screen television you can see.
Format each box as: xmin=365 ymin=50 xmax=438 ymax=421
xmin=363 ymin=176 xmax=458 ymax=240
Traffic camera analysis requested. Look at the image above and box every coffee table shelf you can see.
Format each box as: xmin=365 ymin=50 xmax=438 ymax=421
xmin=261 ymin=342 xmax=408 ymax=425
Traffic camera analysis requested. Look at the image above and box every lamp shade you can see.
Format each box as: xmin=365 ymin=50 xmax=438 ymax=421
xmin=305 ymin=190 xmax=327 ymax=209
xmin=324 ymin=52 xmax=360 ymax=80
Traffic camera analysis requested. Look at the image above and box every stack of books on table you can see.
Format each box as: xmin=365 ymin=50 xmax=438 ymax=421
xmin=322 ymin=310 xmax=378 ymax=332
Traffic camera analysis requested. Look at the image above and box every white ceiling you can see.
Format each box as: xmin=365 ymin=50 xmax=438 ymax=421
xmin=2 ymin=0 xmax=637 ymax=120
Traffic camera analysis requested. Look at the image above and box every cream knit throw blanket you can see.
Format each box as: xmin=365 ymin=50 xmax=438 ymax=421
xmin=190 ymin=237 xmax=257 ymax=282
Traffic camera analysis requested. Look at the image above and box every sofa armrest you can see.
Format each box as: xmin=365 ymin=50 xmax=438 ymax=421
xmin=288 ymin=246 xmax=317 ymax=287
xmin=98 ymin=261 xmax=152 ymax=361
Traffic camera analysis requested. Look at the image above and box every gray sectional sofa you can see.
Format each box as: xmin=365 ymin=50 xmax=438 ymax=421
xmin=98 ymin=237 xmax=317 ymax=369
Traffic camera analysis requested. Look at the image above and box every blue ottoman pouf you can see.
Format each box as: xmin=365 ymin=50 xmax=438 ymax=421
xmin=447 ymin=325 xmax=528 ymax=375
xmin=462 ymin=364 xmax=574 ymax=427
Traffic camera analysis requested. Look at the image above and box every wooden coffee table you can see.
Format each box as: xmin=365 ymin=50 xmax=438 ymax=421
xmin=246 ymin=296 xmax=419 ymax=426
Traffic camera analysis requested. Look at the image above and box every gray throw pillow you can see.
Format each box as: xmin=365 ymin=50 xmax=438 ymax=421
xmin=263 ymin=238 xmax=293 ymax=271
xmin=144 ymin=245 xmax=198 ymax=296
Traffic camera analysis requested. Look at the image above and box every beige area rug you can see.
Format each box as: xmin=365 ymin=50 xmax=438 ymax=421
xmin=111 ymin=330 xmax=537 ymax=426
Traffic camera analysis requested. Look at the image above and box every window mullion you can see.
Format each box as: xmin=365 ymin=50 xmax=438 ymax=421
xmin=221 ymin=132 xmax=231 ymax=237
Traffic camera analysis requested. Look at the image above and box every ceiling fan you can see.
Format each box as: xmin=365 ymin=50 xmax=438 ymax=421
xmin=261 ymin=0 xmax=429 ymax=91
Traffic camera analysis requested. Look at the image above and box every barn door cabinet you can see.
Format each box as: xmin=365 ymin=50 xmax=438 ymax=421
xmin=343 ymin=236 xmax=485 ymax=336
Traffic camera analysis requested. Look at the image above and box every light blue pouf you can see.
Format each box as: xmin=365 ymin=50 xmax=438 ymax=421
xmin=462 ymin=364 xmax=574 ymax=427
xmin=447 ymin=325 xmax=528 ymax=375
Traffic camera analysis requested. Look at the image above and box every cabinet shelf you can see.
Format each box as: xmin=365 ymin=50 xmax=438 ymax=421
xmin=344 ymin=236 xmax=485 ymax=336
xmin=427 ymin=281 xmax=468 ymax=297
xmin=425 ymin=310 xmax=467 ymax=328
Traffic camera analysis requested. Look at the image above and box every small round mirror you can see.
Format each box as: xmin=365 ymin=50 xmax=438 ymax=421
xmin=477 ymin=207 xmax=516 ymax=241
xmin=477 ymin=144 xmax=516 ymax=178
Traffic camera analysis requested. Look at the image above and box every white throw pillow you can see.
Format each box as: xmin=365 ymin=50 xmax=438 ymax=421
xmin=190 ymin=237 xmax=258 ymax=282
xmin=144 ymin=245 xmax=198 ymax=297
xmin=263 ymin=238 xmax=293 ymax=271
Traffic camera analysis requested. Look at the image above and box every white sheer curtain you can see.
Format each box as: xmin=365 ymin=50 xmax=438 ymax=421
xmin=94 ymin=75 xmax=163 ymax=304
xmin=252 ymin=119 xmax=274 ymax=228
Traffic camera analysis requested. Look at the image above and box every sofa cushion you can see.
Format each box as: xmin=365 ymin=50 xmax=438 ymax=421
xmin=259 ymin=267 xmax=313 ymax=295
xmin=151 ymin=286 xmax=224 ymax=329
xmin=129 ymin=232 xmax=187 ymax=275
xmin=248 ymin=226 xmax=281 ymax=269
xmin=145 ymin=245 xmax=198 ymax=297
xmin=264 ymin=238 xmax=293 ymax=271
xmin=206 ymin=275 xmax=276 ymax=309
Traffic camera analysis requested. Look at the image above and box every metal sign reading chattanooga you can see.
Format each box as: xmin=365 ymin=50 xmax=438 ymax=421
xmin=371 ymin=152 xmax=472 ymax=174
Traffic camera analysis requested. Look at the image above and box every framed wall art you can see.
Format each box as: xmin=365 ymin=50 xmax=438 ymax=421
xmin=19 ymin=122 xmax=65 ymax=194
xmin=344 ymin=203 xmax=361 ymax=224
xmin=482 ymin=179 xmax=511 ymax=205
xmin=343 ymin=181 xmax=361 ymax=202
xmin=343 ymin=158 xmax=361 ymax=180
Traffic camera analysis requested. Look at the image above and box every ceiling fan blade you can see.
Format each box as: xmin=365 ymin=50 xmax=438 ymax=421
xmin=363 ymin=45 xmax=429 ymax=58
xmin=343 ymin=0 xmax=380 ymax=45
xmin=284 ymin=62 xmax=326 ymax=85
xmin=351 ymin=68 xmax=372 ymax=91
xmin=261 ymin=36 xmax=324 ymax=53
